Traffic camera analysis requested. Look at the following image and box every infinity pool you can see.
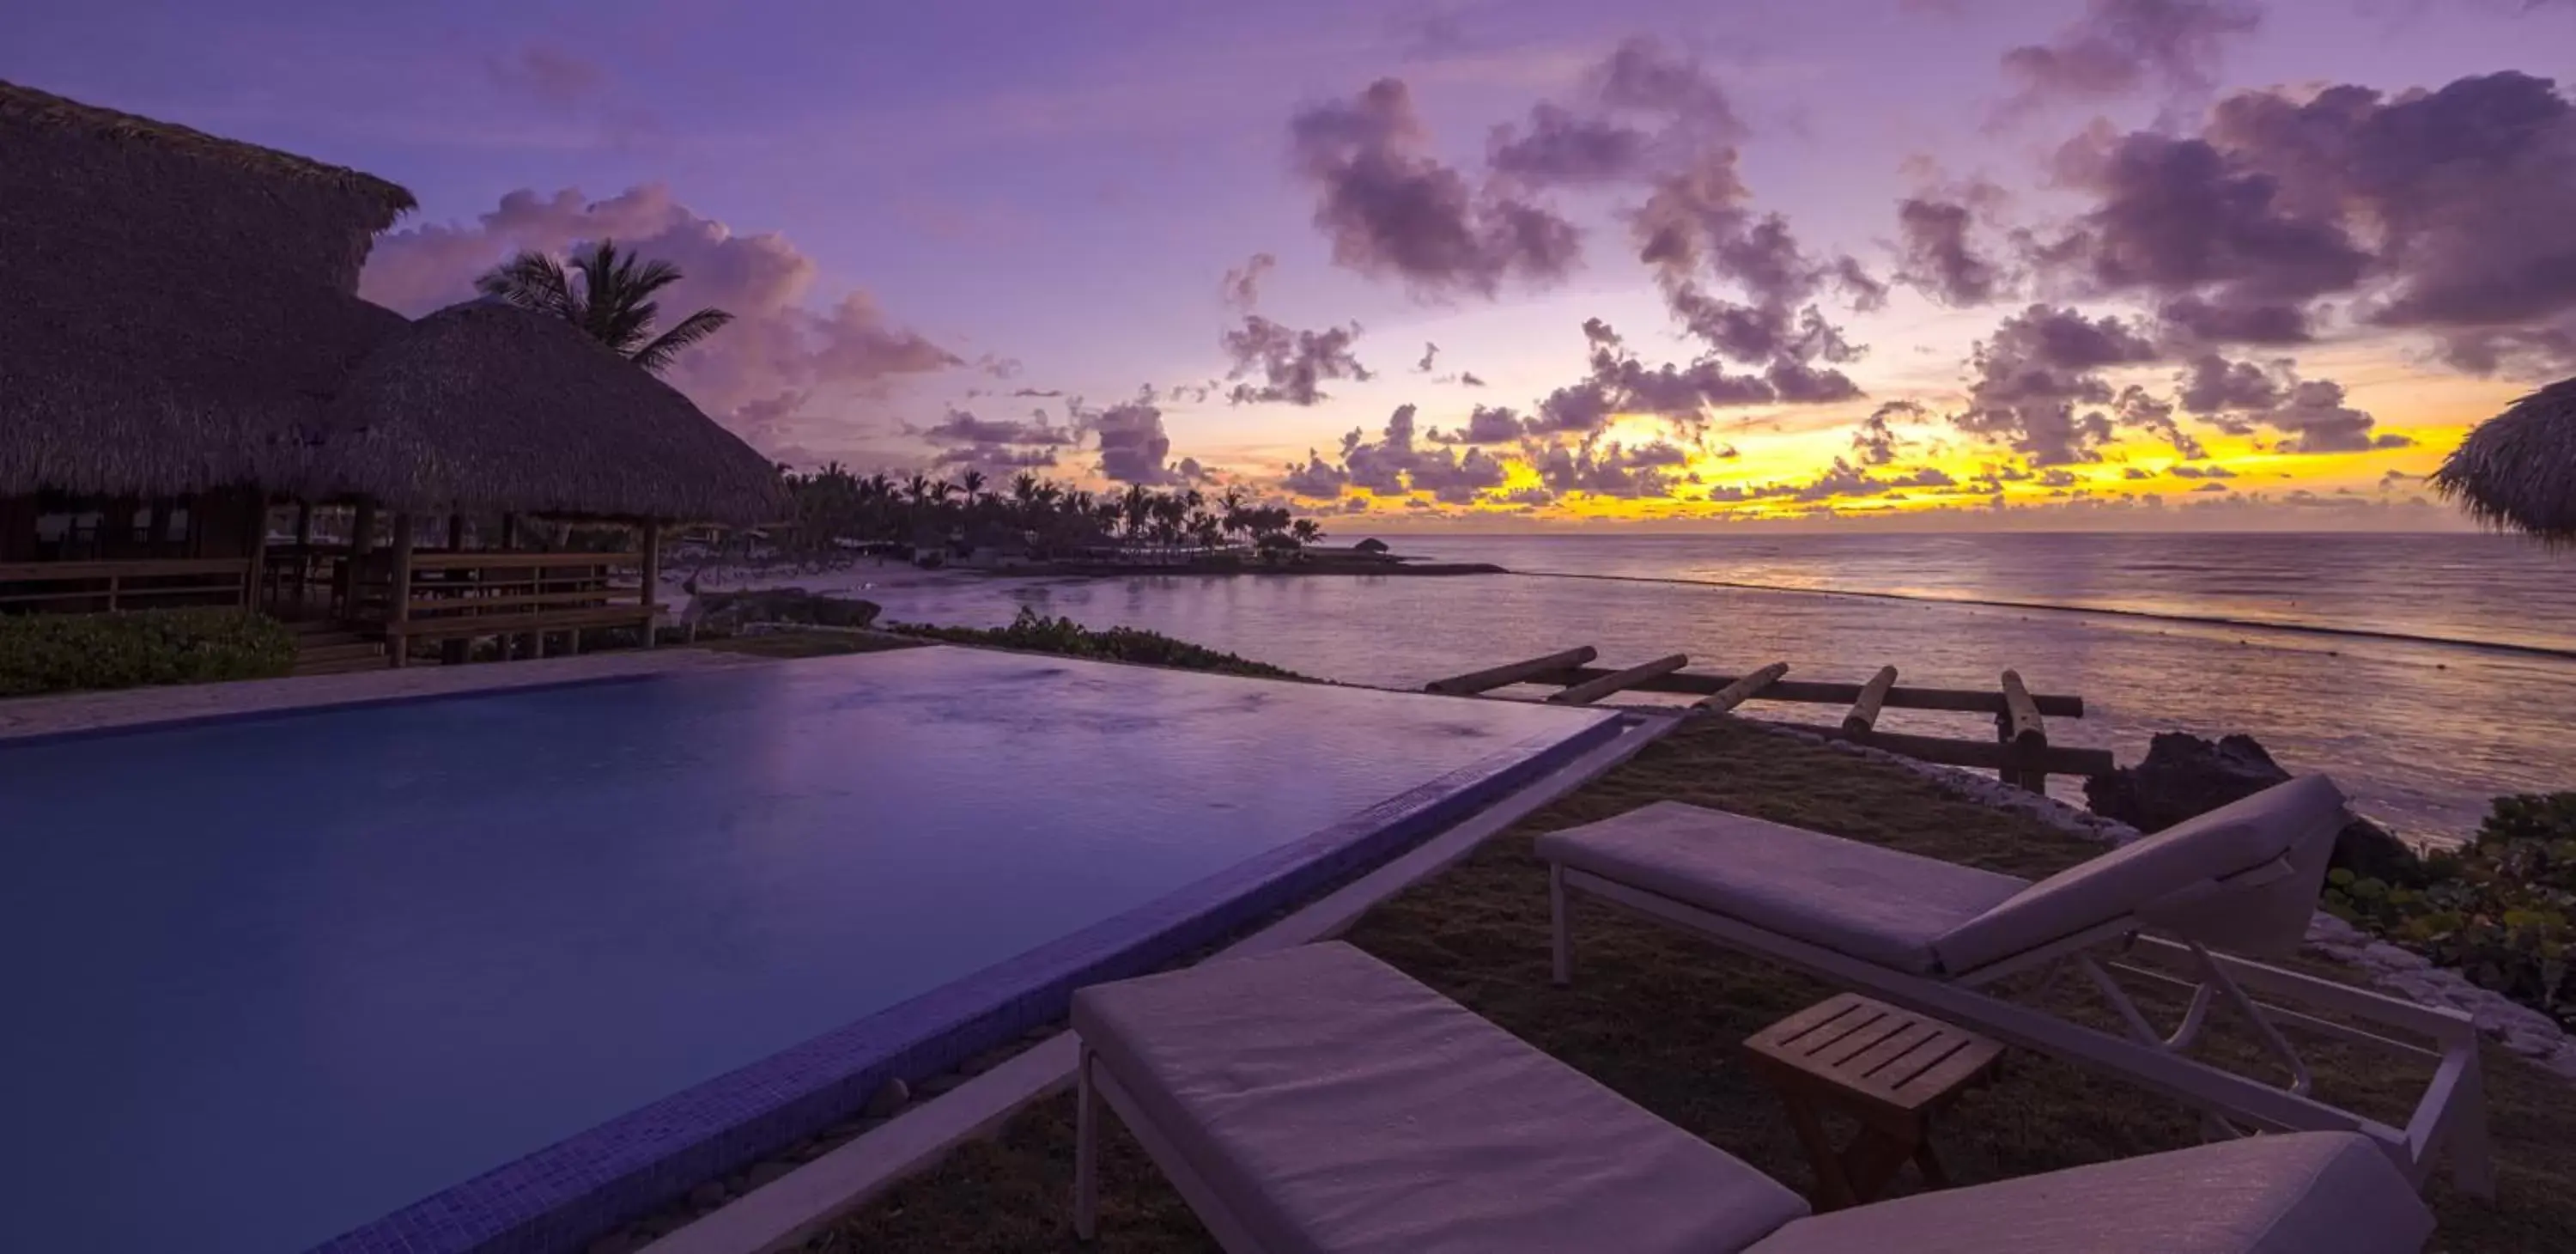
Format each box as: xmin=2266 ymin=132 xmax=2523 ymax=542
xmin=0 ymin=647 xmax=1614 ymax=1253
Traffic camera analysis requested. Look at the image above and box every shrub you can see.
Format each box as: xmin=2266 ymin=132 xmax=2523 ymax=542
xmin=2325 ymin=792 xmax=2576 ymax=1027
xmin=893 ymin=608 xmax=1309 ymax=681
xmin=0 ymin=608 xmax=297 ymax=697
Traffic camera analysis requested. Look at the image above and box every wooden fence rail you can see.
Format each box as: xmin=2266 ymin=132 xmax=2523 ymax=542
xmin=0 ymin=558 xmax=252 ymax=612
xmin=1425 ymin=647 xmax=2110 ymax=790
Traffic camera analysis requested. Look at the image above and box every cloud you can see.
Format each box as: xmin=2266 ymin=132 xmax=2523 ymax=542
xmin=2038 ymin=128 xmax=2366 ymax=344
xmin=361 ymin=185 xmax=962 ymax=452
xmin=2172 ymin=355 xmax=2408 ymax=451
xmin=920 ymin=409 xmax=1072 ymax=447
xmin=1010 ymin=387 xmax=1064 ymax=398
xmin=1952 ymin=304 xmax=2161 ymax=464
xmin=1894 ymin=195 xmax=2008 ymax=307
xmin=1220 ymin=315 xmax=1375 ymax=405
xmin=933 ymin=445 xmax=1060 ymax=472
xmin=1416 ymin=341 xmax=1440 ymax=372
xmin=1998 ymin=0 xmax=2263 ymax=116
xmin=1852 ymin=400 xmax=1925 ymax=465
xmin=2193 ymin=480 xmax=2232 ymax=492
xmin=1486 ymin=103 xmax=1656 ymax=187
xmin=1718 ymin=458 xmax=1960 ymax=504
xmin=1220 ymin=252 xmax=1276 ymax=310
xmin=1281 ymin=451 xmax=1350 ymax=499
xmin=1291 ymin=403 xmax=1512 ymax=503
xmin=1529 ymin=437 xmax=1688 ymax=498
xmin=1287 ymin=78 xmax=1582 ymax=298
xmin=2038 ymin=71 xmax=2576 ymax=372
xmin=1457 ymin=370 xmax=1487 ymax=387
xmin=1079 ymin=398 xmax=1183 ymax=484
xmin=2170 ymin=463 xmax=2235 ymax=478
xmin=1432 ymin=404 xmax=1527 ymax=444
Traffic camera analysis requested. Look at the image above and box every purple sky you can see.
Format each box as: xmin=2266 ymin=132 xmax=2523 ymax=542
xmin=11 ymin=0 xmax=2576 ymax=528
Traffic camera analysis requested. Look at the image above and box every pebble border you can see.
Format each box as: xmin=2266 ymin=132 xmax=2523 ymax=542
xmin=1747 ymin=717 xmax=2576 ymax=1081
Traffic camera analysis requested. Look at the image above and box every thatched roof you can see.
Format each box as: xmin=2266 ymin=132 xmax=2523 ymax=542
xmin=0 ymin=79 xmax=417 ymax=499
xmin=2431 ymin=377 xmax=2576 ymax=545
xmin=308 ymin=302 xmax=788 ymax=524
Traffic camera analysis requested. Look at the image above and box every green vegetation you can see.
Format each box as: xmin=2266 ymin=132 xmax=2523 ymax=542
xmin=2327 ymin=791 xmax=2576 ymax=1028
xmin=891 ymin=608 xmax=1311 ymax=680
xmin=0 ymin=607 xmax=295 ymax=697
xmin=805 ymin=719 xmax=2575 ymax=1253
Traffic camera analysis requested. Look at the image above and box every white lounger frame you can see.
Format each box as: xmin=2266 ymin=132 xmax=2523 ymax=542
xmin=1548 ymin=864 xmax=2495 ymax=1196
xmin=1076 ymin=1044 xmax=1280 ymax=1253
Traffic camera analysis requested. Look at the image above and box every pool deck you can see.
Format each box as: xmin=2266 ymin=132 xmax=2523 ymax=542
xmin=0 ymin=648 xmax=759 ymax=742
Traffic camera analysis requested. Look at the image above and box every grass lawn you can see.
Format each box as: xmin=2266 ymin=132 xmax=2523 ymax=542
xmin=802 ymin=717 xmax=2576 ymax=1253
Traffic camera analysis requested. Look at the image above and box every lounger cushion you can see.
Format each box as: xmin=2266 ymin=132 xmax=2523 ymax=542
xmin=1534 ymin=801 xmax=2028 ymax=973
xmin=1072 ymin=941 xmax=1809 ymax=1254
xmin=1932 ymin=775 xmax=2348 ymax=974
xmin=1744 ymin=1130 xmax=2433 ymax=1254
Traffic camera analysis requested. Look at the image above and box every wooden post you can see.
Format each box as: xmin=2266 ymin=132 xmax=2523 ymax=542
xmin=640 ymin=518 xmax=663 ymax=649
xmin=342 ymin=499 xmax=376 ymax=618
xmin=1998 ymin=669 xmax=2046 ymax=791
xmin=240 ymin=491 xmax=268 ymax=613
xmin=1844 ymin=666 xmax=1899 ymax=734
xmin=1549 ymin=654 xmax=1688 ymax=706
xmin=292 ymin=502 xmax=313 ymax=607
xmin=385 ymin=513 xmax=414 ymax=668
xmin=447 ymin=514 xmax=466 ymax=551
xmin=1698 ymin=661 xmax=1789 ymax=714
xmin=501 ymin=513 xmax=519 ymax=549
xmin=1425 ymin=646 xmax=1599 ymax=695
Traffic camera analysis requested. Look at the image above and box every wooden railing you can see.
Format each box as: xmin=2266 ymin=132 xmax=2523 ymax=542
xmin=0 ymin=558 xmax=252 ymax=613
xmin=358 ymin=550 xmax=657 ymax=666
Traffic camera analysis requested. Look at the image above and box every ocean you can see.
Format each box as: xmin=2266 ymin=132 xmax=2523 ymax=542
xmin=700 ymin=531 xmax=2576 ymax=849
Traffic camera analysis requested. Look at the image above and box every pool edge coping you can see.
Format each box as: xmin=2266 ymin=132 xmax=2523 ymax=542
xmin=637 ymin=709 xmax=1686 ymax=1254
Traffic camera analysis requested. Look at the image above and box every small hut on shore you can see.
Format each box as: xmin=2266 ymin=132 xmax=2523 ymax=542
xmin=1 ymin=79 xmax=787 ymax=669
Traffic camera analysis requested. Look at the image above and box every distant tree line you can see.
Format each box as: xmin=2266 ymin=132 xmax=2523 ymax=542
xmin=774 ymin=466 xmax=1325 ymax=558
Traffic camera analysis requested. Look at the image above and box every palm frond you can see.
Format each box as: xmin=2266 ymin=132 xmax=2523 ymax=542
xmin=629 ymin=307 xmax=735 ymax=374
xmin=473 ymin=251 xmax=577 ymax=319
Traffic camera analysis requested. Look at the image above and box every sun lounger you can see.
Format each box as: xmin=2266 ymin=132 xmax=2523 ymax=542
xmin=1071 ymin=941 xmax=2439 ymax=1252
xmin=1534 ymin=775 xmax=2493 ymax=1195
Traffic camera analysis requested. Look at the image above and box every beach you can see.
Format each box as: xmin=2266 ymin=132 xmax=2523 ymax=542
xmin=680 ymin=531 xmax=2576 ymax=849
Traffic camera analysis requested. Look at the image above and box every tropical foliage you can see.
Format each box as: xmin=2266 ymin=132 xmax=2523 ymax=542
xmin=2324 ymin=791 xmax=2576 ymax=1027
xmin=473 ymin=240 xmax=734 ymax=374
xmin=776 ymin=466 xmax=1323 ymax=559
xmin=0 ymin=607 xmax=295 ymax=697
xmin=896 ymin=608 xmax=1309 ymax=680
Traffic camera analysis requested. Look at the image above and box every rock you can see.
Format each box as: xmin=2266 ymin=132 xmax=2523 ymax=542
xmin=863 ymin=1077 xmax=910 ymax=1118
xmin=2086 ymin=731 xmax=2426 ymax=885
xmin=687 ymin=587 xmax=881 ymax=631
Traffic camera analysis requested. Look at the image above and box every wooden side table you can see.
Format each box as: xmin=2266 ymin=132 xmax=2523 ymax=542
xmin=1742 ymin=992 xmax=2004 ymax=1211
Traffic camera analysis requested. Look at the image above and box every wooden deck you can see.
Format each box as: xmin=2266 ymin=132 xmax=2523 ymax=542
xmin=1426 ymin=645 xmax=2111 ymax=789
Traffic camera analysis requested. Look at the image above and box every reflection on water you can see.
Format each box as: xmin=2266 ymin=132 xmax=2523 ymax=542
xmin=788 ymin=533 xmax=2576 ymax=849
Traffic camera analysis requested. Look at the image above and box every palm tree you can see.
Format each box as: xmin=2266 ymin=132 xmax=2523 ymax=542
xmin=474 ymin=239 xmax=733 ymax=374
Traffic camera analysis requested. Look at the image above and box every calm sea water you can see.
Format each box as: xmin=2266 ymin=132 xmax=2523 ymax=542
xmin=714 ymin=532 xmax=2576 ymax=848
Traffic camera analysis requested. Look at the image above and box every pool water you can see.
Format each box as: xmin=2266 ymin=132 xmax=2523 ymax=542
xmin=0 ymin=647 xmax=1610 ymax=1253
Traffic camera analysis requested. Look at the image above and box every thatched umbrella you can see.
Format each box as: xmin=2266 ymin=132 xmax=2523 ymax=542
xmin=307 ymin=301 xmax=788 ymax=525
xmin=0 ymin=78 xmax=416 ymax=501
xmin=2431 ymin=377 xmax=2576 ymax=545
